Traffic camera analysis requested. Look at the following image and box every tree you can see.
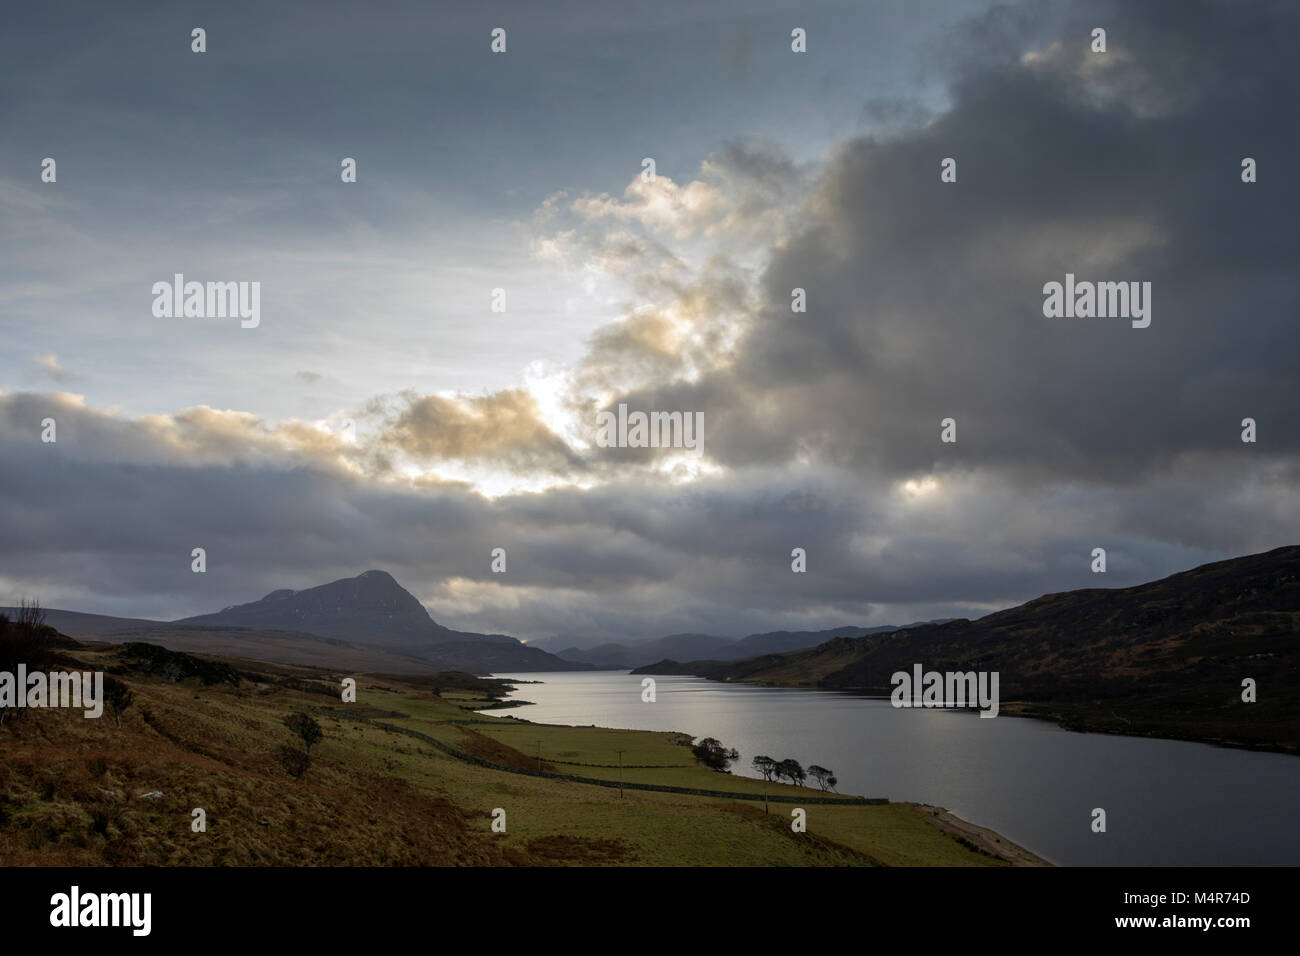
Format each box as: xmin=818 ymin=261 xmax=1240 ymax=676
xmin=752 ymin=755 xmax=777 ymax=782
xmin=103 ymin=677 xmax=134 ymax=729
xmin=284 ymin=712 xmax=323 ymax=753
xmin=691 ymin=737 xmax=740 ymax=772
xmin=0 ymin=599 xmax=52 ymax=671
xmin=807 ymin=764 xmax=836 ymax=791
xmin=14 ymin=598 xmax=46 ymax=631
xmin=776 ymin=758 xmax=806 ymax=787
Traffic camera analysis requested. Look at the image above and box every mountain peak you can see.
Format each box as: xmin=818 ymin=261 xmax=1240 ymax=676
xmin=179 ymin=569 xmax=452 ymax=647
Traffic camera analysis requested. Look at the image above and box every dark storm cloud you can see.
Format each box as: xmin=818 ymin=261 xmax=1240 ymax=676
xmin=650 ymin=0 xmax=1300 ymax=485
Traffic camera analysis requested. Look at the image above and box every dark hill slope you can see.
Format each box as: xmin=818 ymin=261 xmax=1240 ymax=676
xmin=637 ymin=547 xmax=1300 ymax=752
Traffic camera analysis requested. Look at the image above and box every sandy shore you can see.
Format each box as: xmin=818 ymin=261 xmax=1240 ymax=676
xmin=918 ymin=804 xmax=1053 ymax=866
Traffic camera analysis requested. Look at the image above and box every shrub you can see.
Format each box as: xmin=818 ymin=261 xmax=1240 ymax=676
xmin=103 ymin=677 xmax=134 ymax=728
xmin=277 ymin=745 xmax=310 ymax=778
xmin=284 ymin=712 xmax=323 ymax=753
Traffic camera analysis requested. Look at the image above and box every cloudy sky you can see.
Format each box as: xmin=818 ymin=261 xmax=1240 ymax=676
xmin=1 ymin=0 xmax=1296 ymax=645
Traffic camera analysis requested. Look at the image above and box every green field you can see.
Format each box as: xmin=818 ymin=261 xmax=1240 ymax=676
xmin=337 ymin=685 xmax=1015 ymax=865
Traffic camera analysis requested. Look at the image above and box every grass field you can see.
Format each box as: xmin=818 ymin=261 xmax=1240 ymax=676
xmin=0 ymin=644 xmax=1025 ymax=866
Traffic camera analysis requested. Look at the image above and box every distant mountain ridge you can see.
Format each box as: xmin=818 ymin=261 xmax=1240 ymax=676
xmin=556 ymin=622 xmax=955 ymax=668
xmin=6 ymin=569 xmax=586 ymax=674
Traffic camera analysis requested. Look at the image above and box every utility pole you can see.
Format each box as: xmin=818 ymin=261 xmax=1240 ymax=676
xmin=616 ymin=750 xmax=625 ymax=798
xmin=536 ymin=740 xmax=543 ymax=771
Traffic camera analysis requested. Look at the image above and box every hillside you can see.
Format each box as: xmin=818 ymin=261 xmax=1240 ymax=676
xmin=69 ymin=625 xmax=448 ymax=674
xmin=635 ymin=547 xmax=1300 ymax=753
xmin=0 ymin=634 xmax=1029 ymax=867
xmin=7 ymin=609 xmax=167 ymax=635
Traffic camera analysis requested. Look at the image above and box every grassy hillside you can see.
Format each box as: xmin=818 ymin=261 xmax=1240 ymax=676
xmin=0 ymin=640 xmax=1031 ymax=866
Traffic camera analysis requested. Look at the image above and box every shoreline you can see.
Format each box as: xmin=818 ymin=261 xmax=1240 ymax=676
xmin=919 ymin=805 xmax=1053 ymax=866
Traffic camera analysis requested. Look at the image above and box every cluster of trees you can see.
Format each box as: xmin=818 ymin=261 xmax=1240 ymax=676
xmin=690 ymin=738 xmax=839 ymax=791
xmin=691 ymin=737 xmax=740 ymax=771
xmin=279 ymin=712 xmax=323 ymax=778
xmin=752 ymin=755 xmax=837 ymax=791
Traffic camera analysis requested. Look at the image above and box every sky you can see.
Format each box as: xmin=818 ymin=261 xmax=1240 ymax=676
xmin=1 ymin=0 xmax=1296 ymax=646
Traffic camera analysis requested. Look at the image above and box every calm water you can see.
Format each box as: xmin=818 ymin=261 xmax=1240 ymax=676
xmin=485 ymin=670 xmax=1300 ymax=866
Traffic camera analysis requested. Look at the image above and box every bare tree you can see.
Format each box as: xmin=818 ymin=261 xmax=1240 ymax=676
xmin=1 ymin=600 xmax=54 ymax=727
xmin=15 ymin=598 xmax=46 ymax=629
